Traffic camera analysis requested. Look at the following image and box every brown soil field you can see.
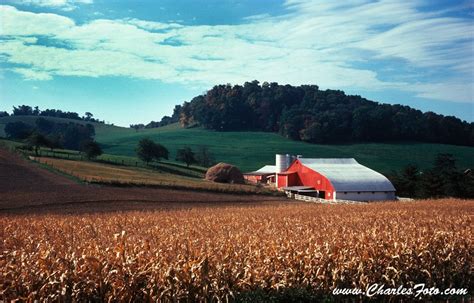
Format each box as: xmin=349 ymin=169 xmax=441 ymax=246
xmin=0 ymin=148 xmax=285 ymax=214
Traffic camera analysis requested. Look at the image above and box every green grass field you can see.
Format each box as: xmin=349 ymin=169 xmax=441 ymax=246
xmin=1 ymin=115 xmax=473 ymax=174
xmin=94 ymin=123 xmax=474 ymax=174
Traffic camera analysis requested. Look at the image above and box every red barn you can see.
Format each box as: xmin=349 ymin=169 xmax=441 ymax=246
xmin=277 ymin=158 xmax=396 ymax=201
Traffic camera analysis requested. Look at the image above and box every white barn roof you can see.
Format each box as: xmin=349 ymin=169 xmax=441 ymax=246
xmin=298 ymin=158 xmax=395 ymax=192
xmin=245 ymin=165 xmax=277 ymax=175
xmin=255 ymin=165 xmax=277 ymax=174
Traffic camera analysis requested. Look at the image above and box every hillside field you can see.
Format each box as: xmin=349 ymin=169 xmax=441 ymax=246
xmin=30 ymin=156 xmax=275 ymax=195
xmin=1 ymin=116 xmax=473 ymax=173
xmin=0 ymin=146 xmax=285 ymax=213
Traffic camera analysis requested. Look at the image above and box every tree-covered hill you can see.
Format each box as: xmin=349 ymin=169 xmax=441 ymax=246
xmin=154 ymin=81 xmax=473 ymax=146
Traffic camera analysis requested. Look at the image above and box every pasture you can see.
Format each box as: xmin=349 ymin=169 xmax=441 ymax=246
xmin=1 ymin=116 xmax=474 ymax=173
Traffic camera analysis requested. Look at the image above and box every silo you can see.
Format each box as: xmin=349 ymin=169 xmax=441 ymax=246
xmin=286 ymin=154 xmax=293 ymax=169
xmin=276 ymin=154 xmax=289 ymax=173
xmin=276 ymin=154 xmax=295 ymax=172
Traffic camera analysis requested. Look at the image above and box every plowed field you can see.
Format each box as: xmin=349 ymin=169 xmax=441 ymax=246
xmin=0 ymin=148 xmax=284 ymax=214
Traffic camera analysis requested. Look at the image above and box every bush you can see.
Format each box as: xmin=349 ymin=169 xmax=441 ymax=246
xmin=81 ymin=141 xmax=103 ymax=159
xmin=136 ymin=138 xmax=169 ymax=164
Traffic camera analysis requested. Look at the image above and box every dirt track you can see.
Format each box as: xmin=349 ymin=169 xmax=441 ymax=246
xmin=0 ymin=148 xmax=285 ymax=214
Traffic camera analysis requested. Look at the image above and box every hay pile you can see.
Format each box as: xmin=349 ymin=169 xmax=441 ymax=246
xmin=205 ymin=163 xmax=245 ymax=184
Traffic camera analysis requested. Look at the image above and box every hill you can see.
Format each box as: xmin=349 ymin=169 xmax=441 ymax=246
xmin=94 ymin=123 xmax=474 ymax=174
xmin=163 ymin=81 xmax=474 ymax=146
xmin=0 ymin=115 xmax=121 ymax=138
xmin=1 ymin=116 xmax=473 ymax=174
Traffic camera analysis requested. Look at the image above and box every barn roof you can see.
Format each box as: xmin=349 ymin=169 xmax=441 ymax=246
xmin=244 ymin=165 xmax=277 ymax=175
xmin=298 ymin=158 xmax=395 ymax=192
xmin=256 ymin=165 xmax=276 ymax=173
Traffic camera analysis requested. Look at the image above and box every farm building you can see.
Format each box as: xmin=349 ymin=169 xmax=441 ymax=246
xmin=243 ymin=154 xmax=300 ymax=184
xmin=243 ymin=165 xmax=276 ymax=184
xmin=245 ymin=154 xmax=396 ymax=201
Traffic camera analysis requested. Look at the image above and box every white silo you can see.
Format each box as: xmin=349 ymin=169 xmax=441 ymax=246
xmin=276 ymin=154 xmax=293 ymax=172
xmin=286 ymin=154 xmax=293 ymax=168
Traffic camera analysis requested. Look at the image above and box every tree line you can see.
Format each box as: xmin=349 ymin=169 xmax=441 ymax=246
xmin=130 ymin=105 xmax=182 ymax=131
xmin=136 ymin=138 xmax=215 ymax=168
xmin=389 ymin=153 xmax=474 ymax=199
xmin=1 ymin=105 xmax=105 ymax=124
xmin=4 ymin=118 xmax=102 ymax=159
xmin=149 ymin=81 xmax=473 ymax=146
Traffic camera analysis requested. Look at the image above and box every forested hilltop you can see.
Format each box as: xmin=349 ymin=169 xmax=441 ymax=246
xmin=0 ymin=105 xmax=105 ymax=124
xmin=151 ymin=81 xmax=473 ymax=146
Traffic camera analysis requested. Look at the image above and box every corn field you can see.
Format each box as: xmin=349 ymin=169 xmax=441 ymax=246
xmin=1 ymin=199 xmax=472 ymax=301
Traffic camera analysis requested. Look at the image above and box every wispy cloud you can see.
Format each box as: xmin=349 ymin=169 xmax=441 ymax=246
xmin=0 ymin=0 xmax=472 ymax=103
xmin=10 ymin=0 xmax=92 ymax=11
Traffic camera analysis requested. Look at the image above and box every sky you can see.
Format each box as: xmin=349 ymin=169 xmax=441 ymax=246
xmin=0 ymin=0 xmax=473 ymax=126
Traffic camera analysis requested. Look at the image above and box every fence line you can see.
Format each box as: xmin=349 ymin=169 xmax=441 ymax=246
xmin=293 ymin=194 xmax=366 ymax=205
xmin=25 ymin=149 xmax=203 ymax=176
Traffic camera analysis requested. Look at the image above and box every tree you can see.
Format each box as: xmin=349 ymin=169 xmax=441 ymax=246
xmin=176 ymin=147 xmax=196 ymax=167
xmin=457 ymin=170 xmax=474 ymax=198
xmin=4 ymin=121 xmax=33 ymax=139
xmin=84 ymin=112 xmax=93 ymax=121
xmin=130 ymin=124 xmax=145 ymax=132
xmin=421 ymin=169 xmax=444 ymax=198
xmin=32 ymin=106 xmax=40 ymax=116
xmin=195 ymin=146 xmax=215 ymax=167
xmin=390 ymin=164 xmax=421 ymax=198
xmin=154 ymin=143 xmax=169 ymax=161
xmin=434 ymin=153 xmax=456 ymax=173
xmin=13 ymin=105 xmax=33 ymax=116
xmin=136 ymin=138 xmax=169 ymax=164
xmin=35 ymin=118 xmax=55 ymax=134
xmin=137 ymin=139 xmax=155 ymax=164
xmin=62 ymin=123 xmax=95 ymax=150
xmin=390 ymin=154 xmax=473 ymax=199
xmin=81 ymin=140 xmax=102 ymax=159
xmin=165 ymin=81 xmax=473 ymax=146
xmin=433 ymin=153 xmax=462 ymax=196
xmin=0 ymin=111 xmax=9 ymax=117
xmin=26 ymin=132 xmax=51 ymax=156
xmin=46 ymin=134 xmax=63 ymax=150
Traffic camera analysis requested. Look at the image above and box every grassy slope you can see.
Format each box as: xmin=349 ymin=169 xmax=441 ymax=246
xmin=95 ymin=123 xmax=474 ymax=174
xmin=1 ymin=116 xmax=473 ymax=174
xmin=31 ymin=157 xmax=275 ymax=194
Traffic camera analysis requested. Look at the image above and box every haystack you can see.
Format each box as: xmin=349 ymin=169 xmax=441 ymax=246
xmin=205 ymin=163 xmax=245 ymax=184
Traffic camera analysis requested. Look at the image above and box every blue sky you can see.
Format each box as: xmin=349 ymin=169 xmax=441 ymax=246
xmin=0 ymin=0 xmax=473 ymax=126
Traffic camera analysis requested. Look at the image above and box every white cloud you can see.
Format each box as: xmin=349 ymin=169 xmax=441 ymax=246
xmin=12 ymin=67 xmax=53 ymax=80
xmin=10 ymin=0 xmax=92 ymax=11
xmin=411 ymin=82 xmax=474 ymax=104
xmin=0 ymin=5 xmax=74 ymax=36
xmin=0 ymin=1 xmax=473 ymax=103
